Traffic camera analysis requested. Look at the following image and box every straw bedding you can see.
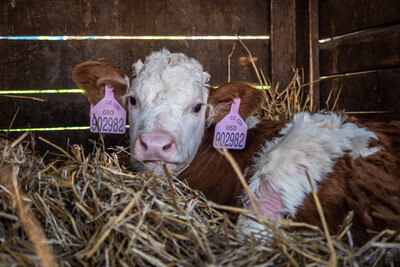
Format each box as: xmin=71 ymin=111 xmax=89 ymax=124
xmin=1 ymin=71 xmax=399 ymax=266
xmin=1 ymin=135 xmax=398 ymax=266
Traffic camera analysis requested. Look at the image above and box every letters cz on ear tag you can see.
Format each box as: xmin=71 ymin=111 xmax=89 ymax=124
xmin=213 ymin=98 xmax=248 ymax=149
xmin=90 ymin=84 xmax=126 ymax=134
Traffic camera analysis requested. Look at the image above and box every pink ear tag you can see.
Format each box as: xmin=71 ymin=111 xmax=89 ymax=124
xmin=89 ymin=84 xmax=126 ymax=134
xmin=213 ymin=98 xmax=248 ymax=149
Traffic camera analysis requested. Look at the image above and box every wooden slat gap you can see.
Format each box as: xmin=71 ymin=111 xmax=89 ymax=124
xmin=319 ymin=22 xmax=400 ymax=44
xmin=319 ymin=67 xmax=399 ymax=80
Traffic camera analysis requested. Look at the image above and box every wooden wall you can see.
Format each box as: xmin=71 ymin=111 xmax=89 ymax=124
xmin=0 ymin=0 xmax=399 ymax=156
xmin=319 ymin=0 xmax=400 ymax=121
xmin=0 ymin=0 xmax=270 ymax=154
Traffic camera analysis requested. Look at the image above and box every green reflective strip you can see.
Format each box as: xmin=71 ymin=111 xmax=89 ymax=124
xmin=255 ymin=85 xmax=270 ymax=90
xmin=1 ymin=125 xmax=131 ymax=132
xmin=0 ymin=126 xmax=90 ymax=132
xmin=211 ymin=85 xmax=270 ymax=89
xmin=2 ymin=86 xmax=269 ymax=94
xmin=0 ymin=89 xmax=85 ymax=94
xmin=1 ymin=35 xmax=270 ymax=41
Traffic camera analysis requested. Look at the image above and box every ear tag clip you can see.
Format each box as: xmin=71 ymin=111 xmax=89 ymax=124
xmin=89 ymin=84 xmax=126 ymax=134
xmin=213 ymin=98 xmax=248 ymax=149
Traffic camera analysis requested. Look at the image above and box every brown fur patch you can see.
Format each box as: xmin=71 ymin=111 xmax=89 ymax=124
xmin=72 ymin=61 xmax=129 ymax=106
xmin=179 ymin=120 xmax=285 ymax=208
xmin=296 ymin=151 xmax=400 ymax=246
xmin=208 ymin=82 xmax=265 ymax=124
xmin=296 ymin=120 xmax=400 ymax=246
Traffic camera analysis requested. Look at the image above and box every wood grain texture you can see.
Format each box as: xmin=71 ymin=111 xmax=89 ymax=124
xmin=320 ymin=68 xmax=400 ymax=121
xmin=296 ymin=0 xmax=320 ymax=109
xmin=0 ymin=39 xmax=269 ymax=90
xmin=319 ymin=0 xmax=400 ymax=38
xmin=319 ymin=24 xmax=400 ymax=76
xmin=270 ymin=0 xmax=296 ymax=89
xmin=0 ymin=94 xmax=90 ymax=128
xmin=0 ymin=38 xmax=269 ymax=129
xmin=0 ymin=0 xmax=269 ymax=36
xmin=0 ymin=0 xmax=270 ymax=153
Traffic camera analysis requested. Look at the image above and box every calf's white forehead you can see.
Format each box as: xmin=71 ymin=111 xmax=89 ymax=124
xmin=134 ymin=66 xmax=208 ymax=107
xmin=131 ymin=51 xmax=210 ymax=106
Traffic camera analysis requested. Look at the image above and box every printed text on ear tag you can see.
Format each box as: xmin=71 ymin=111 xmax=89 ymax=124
xmin=89 ymin=84 xmax=126 ymax=134
xmin=213 ymin=98 xmax=248 ymax=149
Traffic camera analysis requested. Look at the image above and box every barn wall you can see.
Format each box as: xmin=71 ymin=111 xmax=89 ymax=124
xmin=0 ymin=0 xmax=270 ymax=154
xmin=319 ymin=0 xmax=400 ymax=121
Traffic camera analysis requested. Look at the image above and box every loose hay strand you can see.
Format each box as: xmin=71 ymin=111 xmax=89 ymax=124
xmin=306 ymin=171 xmax=338 ymax=266
xmin=38 ymin=136 xmax=75 ymax=161
xmin=227 ymin=42 xmax=236 ymax=82
xmin=236 ymin=35 xmax=263 ymax=87
xmin=7 ymin=107 xmax=20 ymax=136
xmin=163 ymin=164 xmax=182 ymax=215
xmin=217 ymin=147 xmax=261 ymax=220
xmin=1 ymin=164 xmax=57 ymax=267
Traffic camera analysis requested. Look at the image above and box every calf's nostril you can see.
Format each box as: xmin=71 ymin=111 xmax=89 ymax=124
xmin=163 ymin=143 xmax=172 ymax=151
xmin=140 ymin=138 xmax=148 ymax=150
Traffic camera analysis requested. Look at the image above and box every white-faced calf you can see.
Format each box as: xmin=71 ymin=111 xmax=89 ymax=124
xmin=73 ymin=49 xmax=400 ymax=245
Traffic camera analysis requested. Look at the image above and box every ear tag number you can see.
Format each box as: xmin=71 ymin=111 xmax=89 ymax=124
xmin=213 ymin=98 xmax=248 ymax=149
xmin=89 ymin=84 xmax=126 ymax=134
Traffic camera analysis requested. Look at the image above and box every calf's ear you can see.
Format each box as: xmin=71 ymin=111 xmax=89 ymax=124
xmin=72 ymin=61 xmax=130 ymax=107
xmin=207 ymin=81 xmax=265 ymax=124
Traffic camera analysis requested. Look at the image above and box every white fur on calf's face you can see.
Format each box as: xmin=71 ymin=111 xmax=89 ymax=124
xmin=127 ymin=50 xmax=210 ymax=173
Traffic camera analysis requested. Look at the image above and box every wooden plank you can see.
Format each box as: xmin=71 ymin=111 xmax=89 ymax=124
xmin=0 ymin=94 xmax=90 ymax=129
xmin=270 ymin=0 xmax=296 ymax=89
xmin=0 ymin=0 xmax=269 ymax=36
xmin=4 ymin=130 xmax=130 ymax=157
xmin=320 ymin=68 xmax=400 ymax=121
xmin=347 ymin=112 xmax=400 ymax=122
xmin=270 ymin=0 xmax=320 ymax=109
xmin=0 ymin=39 xmax=269 ymax=90
xmin=319 ymin=24 xmax=400 ymax=76
xmin=0 ymin=39 xmax=269 ymax=129
xmin=319 ymin=0 xmax=400 ymax=38
xmin=296 ymin=0 xmax=320 ymax=109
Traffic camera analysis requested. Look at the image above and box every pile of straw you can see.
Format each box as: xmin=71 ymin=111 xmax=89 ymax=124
xmin=1 ymin=121 xmax=399 ymax=265
xmin=233 ymin=37 xmax=317 ymax=121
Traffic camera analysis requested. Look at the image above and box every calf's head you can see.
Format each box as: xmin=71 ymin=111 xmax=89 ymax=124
xmin=73 ymin=49 xmax=264 ymax=174
xmin=128 ymin=50 xmax=211 ymax=172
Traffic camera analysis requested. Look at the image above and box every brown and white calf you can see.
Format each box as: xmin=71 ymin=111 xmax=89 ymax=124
xmin=73 ymin=49 xmax=400 ymax=245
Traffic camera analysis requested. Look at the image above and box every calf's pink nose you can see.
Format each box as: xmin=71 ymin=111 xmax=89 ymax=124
xmin=135 ymin=133 xmax=176 ymax=160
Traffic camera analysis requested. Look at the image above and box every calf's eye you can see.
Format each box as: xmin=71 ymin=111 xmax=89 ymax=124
xmin=130 ymin=97 xmax=137 ymax=106
xmin=193 ymin=104 xmax=202 ymax=113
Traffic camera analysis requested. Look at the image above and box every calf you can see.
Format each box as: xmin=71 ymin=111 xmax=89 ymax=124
xmin=73 ymin=49 xmax=400 ymax=245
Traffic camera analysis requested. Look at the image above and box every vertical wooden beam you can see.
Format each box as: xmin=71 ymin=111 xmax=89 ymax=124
xmin=309 ymin=0 xmax=320 ymax=110
xmin=296 ymin=0 xmax=320 ymax=110
xmin=270 ymin=0 xmax=320 ymax=110
xmin=270 ymin=0 xmax=296 ymax=91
